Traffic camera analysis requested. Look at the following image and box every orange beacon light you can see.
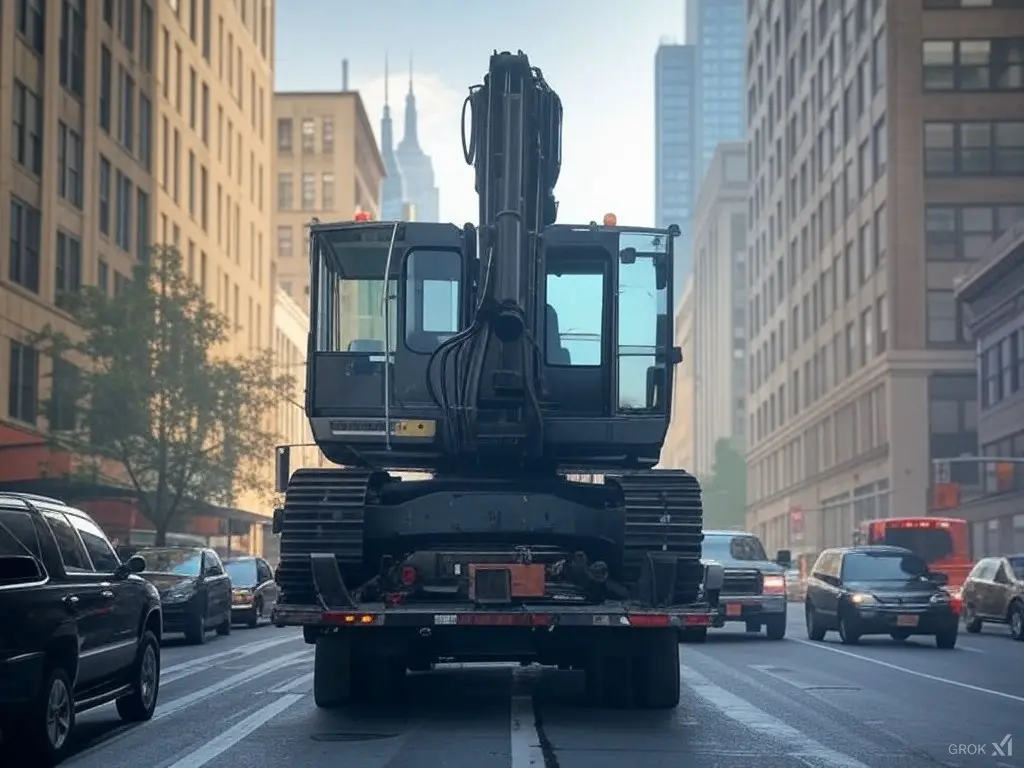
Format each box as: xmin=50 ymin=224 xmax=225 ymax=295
xmin=353 ymin=209 xmax=371 ymax=222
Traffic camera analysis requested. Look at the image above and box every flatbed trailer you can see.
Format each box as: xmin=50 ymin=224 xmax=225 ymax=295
xmin=271 ymin=553 xmax=723 ymax=710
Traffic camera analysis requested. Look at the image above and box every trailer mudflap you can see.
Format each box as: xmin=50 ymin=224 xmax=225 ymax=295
xmin=310 ymin=552 xmax=356 ymax=609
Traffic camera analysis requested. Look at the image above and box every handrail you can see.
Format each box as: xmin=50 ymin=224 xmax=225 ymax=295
xmin=379 ymin=222 xmax=400 ymax=450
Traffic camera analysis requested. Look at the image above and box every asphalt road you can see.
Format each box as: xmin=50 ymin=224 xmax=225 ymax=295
xmin=8 ymin=608 xmax=1023 ymax=768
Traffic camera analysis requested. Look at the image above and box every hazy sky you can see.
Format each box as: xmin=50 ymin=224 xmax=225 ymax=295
xmin=275 ymin=0 xmax=686 ymax=227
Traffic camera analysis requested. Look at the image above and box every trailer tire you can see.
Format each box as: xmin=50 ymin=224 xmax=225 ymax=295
xmin=584 ymin=636 xmax=632 ymax=708
xmin=638 ymin=629 xmax=680 ymax=709
xmin=313 ymin=634 xmax=353 ymax=708
xmin=678 ymin=626 xmax=707 ymax=644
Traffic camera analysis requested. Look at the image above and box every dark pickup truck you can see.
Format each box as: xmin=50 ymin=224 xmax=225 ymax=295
xmin=0 ymin=493 xmax=163 ymax=765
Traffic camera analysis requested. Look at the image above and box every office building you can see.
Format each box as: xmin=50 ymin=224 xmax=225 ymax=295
xmin=661 ymin=278 xmax=696 ymax=472
xmin=2 ymin=0 xmax=276 ymax=544
xmin=394 ymin=65 xmax=439 ymax=222
xmin=951 ymin=222 xmax=1024 ymax=556
xmin=273 ymin=288 xmax=323 ymax=470
xmin=273 ymin=91 xmax=385 ymax=305
xmin=655 ymin=42 xmax=697 ymax=304
xmin=380 ymin=57 xmax=406 ymax=221
xmin=686 ymin=0 xmax=747 ymax=186
xmin=743 ymin=0 xmax=1024 ymax=558
xmin=691 ymin=142 xmax=748 ymax=477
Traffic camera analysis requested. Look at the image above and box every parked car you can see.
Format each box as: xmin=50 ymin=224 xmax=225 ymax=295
xmin=959 ymin=555 xmax=1024 ymax=640
xmin=134 ymin=546 xmax=232 ymax=644
xmin=224 ymin=556 xmax=279 ymax=627
xmin=701 ymin=529 xmax=790 ymax=640
xmin=0 ymin=492 xmax=162 ymax=765
xmin=804 ymin=545 xmax=960 ymax=648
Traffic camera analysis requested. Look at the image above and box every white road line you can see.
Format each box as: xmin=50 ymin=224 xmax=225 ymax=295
xmin=269 ymin=672 xmax=313 ymax=694
xmin=792 ymin=639 xmax=1024 ymax=703
xmin=509 ymin=694 xmax=545 ymax=768
xmin=155 ymin=649 xmax=312 ymax=720
xmin=679 ymin=663 xmax=869 ymax=768
xmin=163 ymin=693 xmax=304 ymax=768
xmin=161 ymin=634 xmax=301 ymax=681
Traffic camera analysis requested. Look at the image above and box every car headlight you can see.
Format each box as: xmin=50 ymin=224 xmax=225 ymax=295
xmin=850 ymin=592 xmax=877 ymax=606
xmin=762 ymin=575 xmax=786 ymax=594
xmin=163 ymin=582 xmax=196 ymax=602
xmin=930 ymin=592 xmax=950 ymax=604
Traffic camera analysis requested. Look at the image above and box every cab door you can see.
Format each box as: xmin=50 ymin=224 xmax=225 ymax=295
xmin=256 ymin=558 xmax=278 ymax=611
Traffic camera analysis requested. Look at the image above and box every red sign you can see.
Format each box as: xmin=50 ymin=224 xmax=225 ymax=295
xmin=789 ymin=506 xmax=804 ymax=542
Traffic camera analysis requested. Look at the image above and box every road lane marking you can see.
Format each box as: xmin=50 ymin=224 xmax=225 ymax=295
xmin=155 ymin=650 xmax=312 ymax=720
xmin=510 ymin=694 xmax=545 ymax=768
xmin=793 ymin=639 xmax=1024 ymax=703
xmin=163 ymin=694 xmax=304 ymax=768
xmin=679 ymin=663 xmax=870 ymax=768
xmin=269 ymin=672 xmax=313 ymax=693
xmin=161 ymin=634 xmax=302 ymax=682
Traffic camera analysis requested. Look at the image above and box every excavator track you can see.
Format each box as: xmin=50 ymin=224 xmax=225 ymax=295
xmin=610 ymin=469 xmax=705 ymax=604
xmin=276 ymin=468 xmax=372 ymax=605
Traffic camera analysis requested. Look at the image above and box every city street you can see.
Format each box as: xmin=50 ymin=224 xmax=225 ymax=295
xmin=8 ymin=611 xmax=1021 ymax=768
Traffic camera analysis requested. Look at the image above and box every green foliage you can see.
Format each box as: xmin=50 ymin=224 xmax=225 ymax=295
xmin=701 ymin=439 xmax=748 ymax=530
xmin=32 ymin=245 xmax=294 ymax=543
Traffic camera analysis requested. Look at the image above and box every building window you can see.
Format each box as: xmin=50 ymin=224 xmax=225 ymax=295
xmin=277 ymin=119 xmax=292 ymax=153
xmin=322 ymin=117 xmax=335 ymax=153
xmin=15 ymin=0 xmax=46 ymax=53
xmin=981 ymin=333 xmax=1021 ymax=409
xmin=926 ymin=289 xmax=970 ymax=345
xmin=100 ymin=47 xmax=112 ymax=132
xmin=55 ymin=232 xmax=83 ymax=310
xmin=98 ymin=157 xmax=112 ymax=235
xmin=139 ymin=95 xmax=152 ymax=169
xmin=57 ymin=122 xmax=84 ymax=209
xmin=301 ymin=118 xmax=316 ymax=154
xmin=98 ymin=260 xmax=110 ymax=294
xmin=922 ymin=38 xmax=1024 ymax=92
xmin=137 ymin=189 xmax=151 ymax=262
xmin=9 ymin=198 xmax=42 ymax=293
xmin=59 ymin=0 xmax=85 ymax=97
xmin=12 ymin=80 xmax=44 ymax=175
xmin=925 ymin=204 xmax=1024 ymax=260
xmin=140 ymin=2 xmax=154 ymax=70
xmin=876 ymin=295 xmax=888 ymax=354
xmin=120 ymin=0 xmax=135 ymax=49
xmin=873 ymin=117 xmax=887 ymax=177
xmin=119 ymin=67 xmax=135 ymax=151
xmin=277 ymin=226 xmax=293 ymax=258
xmin=115 ymin=172 xmax=133 ymax=252
xmin=322 ymin=172 xmax=335 ymax=210
xmin=301 ymin=172 xmax=316 ymax=210
xmin=873 ymin=204 xmax=887 ymax=267
xmin=924 ymin=121 xmax=1024 ymax=176
xmin=8 ymin=341 xmax=39 ymax=425
xmin=277 ymin=174 xmax=293 ymax=210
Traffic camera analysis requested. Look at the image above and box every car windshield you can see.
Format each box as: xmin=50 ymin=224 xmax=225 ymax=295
xmin=703 ymin=534 xmax=768 ymax=562
xmin=1009 ymin=557 xmax=1024 ymax=579
xmin=225 ymin=560 xmax=257 ymax=586
xmin=842 ymin=553 xmax=929 ymax=582
xmin=140 ymin=548 xmax=202 ymax=576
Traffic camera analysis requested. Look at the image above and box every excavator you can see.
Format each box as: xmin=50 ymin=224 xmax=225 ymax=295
xmin=270 ymin=51 xmax=722 ymax=710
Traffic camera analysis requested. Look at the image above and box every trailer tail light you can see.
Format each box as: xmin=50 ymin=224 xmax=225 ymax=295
xmin=762 ymin=575 xmax=786 ymax=595
xmin=628 ymin=614 xmax=670 ymax=627
xmin=682 ymin=613 xmax=711 ymax=627
xmin=323 ymin=612 xmax=377 ymax=625
xmin=400 ymin=565 xmax=417 ymax=586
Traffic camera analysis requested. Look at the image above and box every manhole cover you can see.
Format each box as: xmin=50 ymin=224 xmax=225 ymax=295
xmin=311 ymin=733 xmax=397 ymax=742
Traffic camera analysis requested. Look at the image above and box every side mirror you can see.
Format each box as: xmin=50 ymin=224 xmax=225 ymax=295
xmin=128 ymin=555 xmax=147 ymax=573
xmin=275 ymin=446 xmax=291 ymax=493
xmin=928 ymin=571 xmax=949 ymax=586
xmin=775 ymin=549 xmax=792 ymax=567
xmin=272 ymin=507 xmax=284 ymax=535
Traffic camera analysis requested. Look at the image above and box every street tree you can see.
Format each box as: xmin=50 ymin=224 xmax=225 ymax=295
xmin=701 ymin=439 xmax=748 ymax=530
xmin=33 ymin=245 xmax=293 ymax=544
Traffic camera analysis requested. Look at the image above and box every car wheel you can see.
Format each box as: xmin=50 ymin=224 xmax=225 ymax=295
xmin=247 ymin=600 xmax=262 ymax=628
xmin=838 ymin=610 xmax=860 ymax=645
xmin=13 ymin=666 xmax=77 ymax=765
xmin=765 ymin=614 xmax=786 ymax=640
xmin=1009 ymin=601 xmax=1024 ymax=641
xmin=805 ymin=603 xmax=826 ymax=641
xmin=216 ymin=612 xmax=232 ymax=636
xmin=935 ymin=629 xmax=957 ymax=649
xmin=962 ymin=604 xmax=983 ymax=633
xmin=185 ymin=611 xmax=206 ymax=645
xmin=117 ymin=631 xmax=160 ymax=722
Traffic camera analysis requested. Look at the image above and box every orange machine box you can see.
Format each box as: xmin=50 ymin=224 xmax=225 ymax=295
xmin=468 ymin=563 xmax=546 ymax=599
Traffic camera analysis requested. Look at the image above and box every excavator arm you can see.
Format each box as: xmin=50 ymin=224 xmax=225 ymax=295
xmin=427 ymin=51 xmax=563 ymax=465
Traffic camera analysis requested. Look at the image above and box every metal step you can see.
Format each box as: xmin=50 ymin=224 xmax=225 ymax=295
xmin=611 ymin=469 xmax=705 ymax=603
xmin=276 ymin=468 xmax=371 ymax=604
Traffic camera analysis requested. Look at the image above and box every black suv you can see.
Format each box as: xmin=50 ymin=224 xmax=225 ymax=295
xmin=804 ymin=545 xmax=959 ymax=648
xmin=0 ymin=493 xmax=163 ymax=764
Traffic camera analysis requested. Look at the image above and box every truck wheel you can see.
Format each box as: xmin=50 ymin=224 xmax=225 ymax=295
xmin=637 ymin=629 xmax=680 ymax=709
xmin=678 ymin=627 xmax=707 ymax=644
xmin=765 ymin=615 xmax=786 ymax=640
xmin=584 ymin=636 xmax=633 ymax=708
xmin=314 ymin=634 xmax=353 ymax=708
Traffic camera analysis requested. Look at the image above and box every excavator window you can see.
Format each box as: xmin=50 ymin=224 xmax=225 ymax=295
xmin=615 ymin=232 xmax=668 ymax=412
xmin=544 ymin=252 xmax=605 ymax=367
xmin=404 ymin=248 xmax=462 ymax=353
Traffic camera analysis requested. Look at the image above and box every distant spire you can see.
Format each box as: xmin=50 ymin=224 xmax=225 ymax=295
xmin=402 ymin=51 xmax=419 ymax=148
xmin=384 ymin=53 xmax=390 ymax=108
xmin=409 ymin=52 xmax=414 ymax=94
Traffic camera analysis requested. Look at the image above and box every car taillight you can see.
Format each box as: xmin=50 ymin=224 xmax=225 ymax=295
xmin=762 ymin=575 xmax=786 ymax=595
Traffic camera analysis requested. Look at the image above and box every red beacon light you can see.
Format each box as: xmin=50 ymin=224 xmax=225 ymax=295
xmin=353 ymin=209 xmax=372 ymax=222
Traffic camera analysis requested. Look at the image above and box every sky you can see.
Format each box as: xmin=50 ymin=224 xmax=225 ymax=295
xmin=275 ymin=0 xmax=686 ymax=227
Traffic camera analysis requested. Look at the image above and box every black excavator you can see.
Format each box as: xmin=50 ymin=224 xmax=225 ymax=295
xmin=270 ymin=51 xmax=722 ymax=710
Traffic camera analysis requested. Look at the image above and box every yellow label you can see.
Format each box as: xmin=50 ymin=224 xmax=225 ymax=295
xmin=392 ymin=419 xmax=436 ymax=438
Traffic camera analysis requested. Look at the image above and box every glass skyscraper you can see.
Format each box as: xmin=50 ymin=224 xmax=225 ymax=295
xmin=654 ymin=43 xmax=696 ymax=309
